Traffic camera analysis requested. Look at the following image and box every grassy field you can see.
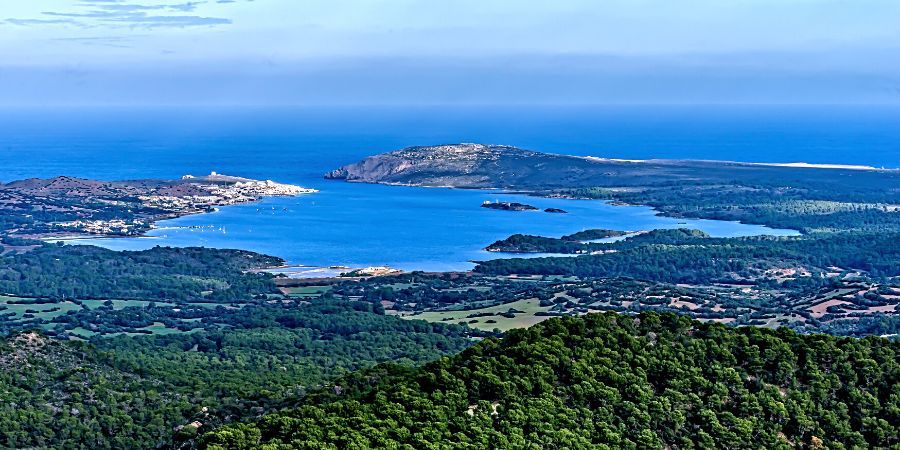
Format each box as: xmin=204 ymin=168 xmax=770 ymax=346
xmin=68 ymin=327 xmax=97 ymax=338
xmin=68 ymin=321 xmax=193 ymax=339
xmin=188 ymin=302 xmax=245 ymax=309
xmin=760 ymin=313 xmax=806 ymax=328
xmin=79 ymin=299 xmax=176 ymax=310
xmin=127 ymin=321 xmax=184 ymax=336
xmin=406 ymin=298 xmax=553 ymax=332
xmin=1 ymin=299 xmax=82 ymax=321
xmin=1 ymin=296 xmax=181 ymax=335
xmin=281 ymin=285 xmax=333 ymax=298
xmin=2 ymin=297 xmax=175 ymax=312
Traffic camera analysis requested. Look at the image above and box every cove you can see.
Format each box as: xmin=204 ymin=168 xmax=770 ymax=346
xmin=62 ymin=182 xmax=800 ymax=273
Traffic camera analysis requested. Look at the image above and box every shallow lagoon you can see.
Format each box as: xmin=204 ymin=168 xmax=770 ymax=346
xmin=66 ymin=181 xmax=799 ymax=272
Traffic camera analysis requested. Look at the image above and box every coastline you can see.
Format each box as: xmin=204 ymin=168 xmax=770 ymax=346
xmin=33 ymin=168 xmax=801 ymax=279
xmin=584 ymin=155 xmax=896 ymax=172
xmin=5 ymin=173 xmax=317 ymax=241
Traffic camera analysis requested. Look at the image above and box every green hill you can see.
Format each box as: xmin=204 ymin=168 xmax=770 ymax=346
xmin=201 ymin=312 xmax=899 ymax=449
xmin=0 ymin=301 xmax=478 ymax=449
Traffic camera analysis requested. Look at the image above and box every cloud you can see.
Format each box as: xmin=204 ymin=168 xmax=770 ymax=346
xmin=106 ymin=14 xmax=231 ymax=27
xmin=81 ymin=2 xmax=207 ymax=13
xmin=7 ymin=0 xmax=232 ymax=29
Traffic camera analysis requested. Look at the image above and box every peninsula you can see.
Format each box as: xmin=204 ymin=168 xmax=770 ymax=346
xmin=0 ymin=172 xmax=315 ymax=238
xmin=326 ymin=143 xmax=899 ymax=233
xmin=325 ymin=143 xmax=898 ymax=191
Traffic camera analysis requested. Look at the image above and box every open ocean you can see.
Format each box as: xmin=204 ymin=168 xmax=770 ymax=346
xmin=1 ymin=105 xmax=897 ymax=271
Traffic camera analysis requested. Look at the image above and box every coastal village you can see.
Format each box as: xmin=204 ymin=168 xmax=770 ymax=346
xmin=0 ymin=172 xmax=316 ymax=237
xmin=138 ymin=172 xmax=316 ymax=217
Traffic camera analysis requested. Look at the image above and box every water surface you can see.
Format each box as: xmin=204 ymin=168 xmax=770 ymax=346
xmin=65 ymin=183 xmax=798 ymax=272
xmin=4 ymin=105 xmax=892 ymax=271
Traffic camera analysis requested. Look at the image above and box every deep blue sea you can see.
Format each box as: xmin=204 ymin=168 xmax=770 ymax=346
xmin=1 ymin=105 xmax=897 ymax=272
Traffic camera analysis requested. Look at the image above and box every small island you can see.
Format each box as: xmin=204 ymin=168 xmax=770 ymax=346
xmin=485 ymin=234 xmax=589 ymax=253
xmin=561 ymin=229 xmax=630 ymax=241
xmin=481 ymin=201 xmax=569 ymax=214
xmin=481 ymin=201 xmax=539 ymax=211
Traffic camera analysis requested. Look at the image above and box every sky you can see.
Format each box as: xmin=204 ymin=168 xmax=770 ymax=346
xmin=1 ymin=0 xmax=899 ymax=106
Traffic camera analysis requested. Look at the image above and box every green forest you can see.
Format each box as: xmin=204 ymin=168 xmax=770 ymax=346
xmin=201 ymin=312 xmax=899 ymax=449
xmin=0 ymin=301 xmax=478 ymax=449
xmin=0 ymin=243 xmax=283 ymax=301
xmin=476 ymin=230 xmax=900 ymax=282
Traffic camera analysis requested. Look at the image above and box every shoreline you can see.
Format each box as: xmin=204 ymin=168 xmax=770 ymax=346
xmin=8 ymin=173 xmax=317 ymax=242
xmin=260 ymin=264 xmax=406 ymax=280
xmin=583 ymin=155 xmax=896 ymax=172
xmin=749 ymin=161 xmax=891 ymax=171
xmin=34 ymin=177 xmax=799 ymax=278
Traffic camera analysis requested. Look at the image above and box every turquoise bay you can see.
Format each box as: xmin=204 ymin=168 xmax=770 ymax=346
xmin=65 ymin=181 xmax=799 ymax=273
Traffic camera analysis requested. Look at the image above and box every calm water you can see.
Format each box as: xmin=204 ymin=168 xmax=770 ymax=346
xmin=60 ymin=185 xmax=797 ymax=272
xmin=3 ymin=105 xmax=896 ymax=271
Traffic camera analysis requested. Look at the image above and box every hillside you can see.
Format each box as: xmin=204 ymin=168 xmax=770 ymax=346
xmin=0 ymin=332 xmax=192 ymax=449
xmin=0 ymin=301 xmax=478 ymax=449
xmin=201 ymin=312 xmax=899 ymax=449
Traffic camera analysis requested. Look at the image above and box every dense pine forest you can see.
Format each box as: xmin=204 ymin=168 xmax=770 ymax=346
xmin=0 ymin=301 xmax=478 ymax=449
xmin=0 ymin=243 xmax=283 ymax=301
xmin=201 ymin=312 xmax=899 ymax=449
xmin=476 ymin=229 xmax=900 ymax=282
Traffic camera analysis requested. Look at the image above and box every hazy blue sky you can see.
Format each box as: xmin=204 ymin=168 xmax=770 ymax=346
xmin=2 ymin=0 xmax=899 ymax=105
